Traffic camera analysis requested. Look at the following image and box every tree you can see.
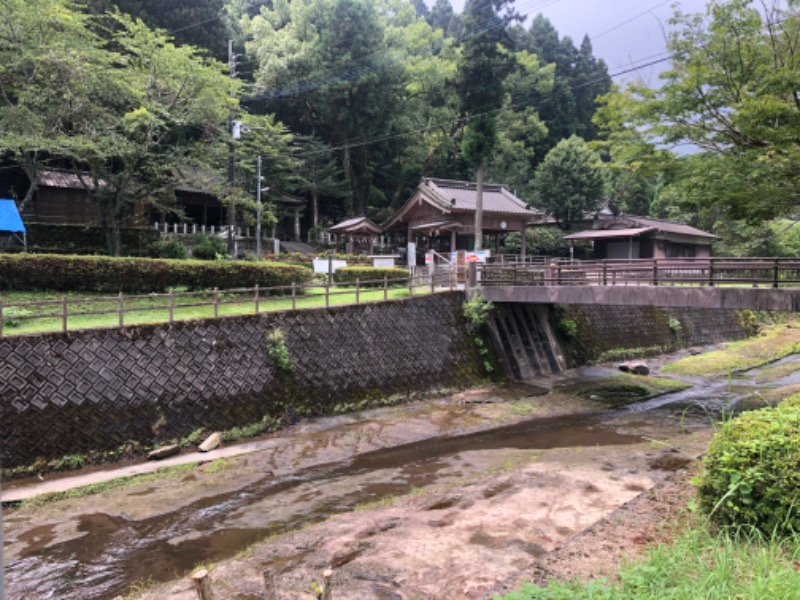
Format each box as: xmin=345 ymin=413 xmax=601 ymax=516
xmin=296 ymin=137 xmax=348 ymax=229
xmin=245 ymin=0 xmax=407 ymax=217
xmin=74 ymin=14 xmax=235 ymax=255
xmin=595 ymin=0 xmax=800 ymax=223
xmin=0 ymin=0 xmax=115 ymax=212
xmin=456 ymin=0 xmax=517 ymax=250
xmin=531 ymin=135 xmax=603 ymax=225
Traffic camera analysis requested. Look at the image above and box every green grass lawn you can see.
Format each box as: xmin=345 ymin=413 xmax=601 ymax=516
xmin=662 ymin=324 xmax=800 ymax=376
xmin=0 ymin=285 xmax=432 ymax=337
xmin=496 ymin=525 xmax=800 ymax=599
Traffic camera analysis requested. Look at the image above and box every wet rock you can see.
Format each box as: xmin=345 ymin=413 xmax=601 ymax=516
xmin=422 ymin=495 xmax=459 ymax=511
xmin=464 ymin=395 xmax=504 ymax=404
xmin=331 ymin=546 xmax=365 ymax=568
xmin=619 ymin=361 xmax=649 ymax=375
xmin=483 ymin=481 xmax=514 ymax=499
xmin=198 ymin=432 xmax=222 ymax=452
xmin=428 ymin=514 xmax=455 ymax=528
xmin=647 ymin=453 xmax=693 ymax=471
xmin=147 ymin=444 xmax=180 ymax=460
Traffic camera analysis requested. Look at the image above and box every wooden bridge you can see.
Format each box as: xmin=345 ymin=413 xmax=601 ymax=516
xmin=476 ymin=258 xmax=800 ymax=311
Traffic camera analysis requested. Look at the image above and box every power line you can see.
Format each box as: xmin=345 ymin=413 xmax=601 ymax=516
xmin=304 ymin=55 xmax=671 ymax=157
xmin=591 ymin=0 xmax=672 ymax=40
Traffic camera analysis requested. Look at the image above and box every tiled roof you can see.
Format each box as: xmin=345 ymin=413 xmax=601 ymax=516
xmin=621 ymin=215 xmax=717 ymax=239
xmin=38 ymin=169 xmax=102 ymax=190
xmin=328 ymin=216 xmax=382 ymax=234
xmin=423 ymin=178 xmax=537 ymax=216
xmin=564 ymin=227 xmax=655 ymax=240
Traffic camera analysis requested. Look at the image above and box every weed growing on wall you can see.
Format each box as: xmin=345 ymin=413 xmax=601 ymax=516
xmin=668 ymin=317 xmax=683 ymax=335
xmin=266 ymin=328 xmax=294 ymax=372
xmin=463 ymin=294 xmax=495 ymax=374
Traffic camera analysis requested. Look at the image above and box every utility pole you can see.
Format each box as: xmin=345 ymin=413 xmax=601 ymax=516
xmin=256 ymin=155 xmax=269 ymax=261
xmin=227 ymin=39 xmax=237 ymax=257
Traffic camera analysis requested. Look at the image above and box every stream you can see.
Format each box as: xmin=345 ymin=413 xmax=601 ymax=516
xmin=3 ymin=359 xmax=791 ymax=599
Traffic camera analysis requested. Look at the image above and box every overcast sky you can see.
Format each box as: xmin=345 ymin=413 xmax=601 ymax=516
xmin=445 ymin=0 xmax=712 ymax=85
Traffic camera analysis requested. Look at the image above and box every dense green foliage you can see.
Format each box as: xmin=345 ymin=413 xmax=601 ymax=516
xmin=6 ymin=224 xmax=160 ymax=257
xmin=332 ymin=266 xmax=409 ymax=287
xmin=0 ymin=254 xmax=312 ymax=293
xmin=698 ymin=395 xmax=800 ymax=536
xmin=531 ymin=135 xmax=603 ymax=225
xmin=596 ymin=0 xmax=800 ymax=232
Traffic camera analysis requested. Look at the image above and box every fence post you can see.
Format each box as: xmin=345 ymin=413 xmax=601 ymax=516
xmin=213 ymin=288 xmax=219 ymax=318
xmin=62 ymin=296 xmax=68 ymax=334
xmin=118 ymin=292 xmax=124 ymax=328
xmin=254 ymin=284 xmax=260 ymax=314
xmin=383 ymin=276 xmax=388 ymax=301
xmin=168 ymin=289 xmax=175 ymax=324
xmin=653 ymin=259 xmax=658 ymax=286
xmin=321 ymin=568 xmax=334 ymax=600
xmin=557 ymin=265 xmax=562 ymax=285
xmin=602 ymin=262 xmax=608 ymax=286
xmin=291 ymin=282 xmax=297 ymax=310
xmin=708 ymin=259 xmax=715 ymax=287
xmin=774 ymin=259 xmax=780 ymax=289
xmin=325 ymin=280 xmax=330 ymax=308
xmin=430 ymin=271 xmax=435 ymax=294
xmin=512 ymin=264 xmax=517 ymax=286
xmin=0 ymin=299 xmax=4 ymax=339
xmin=356 ymin=279 xmax=360 ymax=305
xmin=408 ymin=271 xmax=414 ymax=297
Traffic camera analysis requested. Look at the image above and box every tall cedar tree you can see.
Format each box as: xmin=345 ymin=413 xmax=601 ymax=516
xmin=456 ymin=0 xmax=516 ymax=250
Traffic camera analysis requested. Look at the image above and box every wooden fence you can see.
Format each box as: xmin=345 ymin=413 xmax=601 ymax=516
xmin=479 ymin=257 xmax=800 ymax=288
xmin=0 ymin=271 xmax=456 ymax=338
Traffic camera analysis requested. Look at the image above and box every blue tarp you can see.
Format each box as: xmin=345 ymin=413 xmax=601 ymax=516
xmin=0 ymin=199 xmax=25 ymax=232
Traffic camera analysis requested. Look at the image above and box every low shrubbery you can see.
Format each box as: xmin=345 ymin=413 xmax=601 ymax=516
xmin=0 ymin=254 xmax=312 ymax=293
xmin=6 ymin=223 xmax=160 ymax=256
xmin=698 ymin=394 xmax=800 ymax=536
xmin=333 ymin=266 xmax=409 ymax=287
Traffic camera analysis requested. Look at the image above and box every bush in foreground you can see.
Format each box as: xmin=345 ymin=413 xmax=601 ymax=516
xmin=333 ymin=266 xmax=409 ymax=287
xmin=0 ymin=254 xmax=312 ymax=293
xmin=697 ymin=394 xmax=800 ymax=536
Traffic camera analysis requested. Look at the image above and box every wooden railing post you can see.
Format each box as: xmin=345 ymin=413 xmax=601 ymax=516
xmin=356 ymin=279 xmax=361 ymax=304
xmin=254 ymin=284 xmax=260 ymax=314
xmin=708 ymin=259 xmax=714 ymax=287
xmin=291 ymin=282 xmax=297 ymax=310
xmin=409 ymin=271 xmax=414 ymax=297
xmin=383 ymin=276 xmax=388 ymax=301
xmin=118 ymin=292 xmax=124 ymax=328
xmin=168 ymin=289 xmax=175 ymax=324
xmin=430 ymin=271 xmax=435 ymax=294
xmin=213 ymin=288 xmax=219 ymax=318
xmin=653 ymin=259 xmax=658 ymax=286
xmin=512 ymin=264 xmax=518 ymax=286
xmin=602 ymin=262 xmax=608 ymax=286
xmin=62 ymin=296 xmax=68 ymax=334
xmin=774 ymin=259 xmax=780 ymax=289
xmin=325 ymin=280 xmax=330 ymax=308
xmin=557 ymin=265 xmax=562 ymax=285
xmin=0 ymin=299 xmax=4 ymax=339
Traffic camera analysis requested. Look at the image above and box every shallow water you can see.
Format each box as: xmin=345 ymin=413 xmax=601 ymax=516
xmin=4 ymin=361 xmax=786 ymax=599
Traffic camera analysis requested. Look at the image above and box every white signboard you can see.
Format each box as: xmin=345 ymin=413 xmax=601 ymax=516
xmin=407 ymin=242 xmax=416 ymax=267
xmin=312 ymin=258 xmax=347 ymax=274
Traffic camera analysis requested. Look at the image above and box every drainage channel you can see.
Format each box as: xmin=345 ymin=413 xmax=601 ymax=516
xmin=5 ymin=391 xmax=713 ymax=600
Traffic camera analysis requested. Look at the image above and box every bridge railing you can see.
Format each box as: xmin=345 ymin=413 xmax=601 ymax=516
xmin=479 ymin=258 xmax=800 ymax=288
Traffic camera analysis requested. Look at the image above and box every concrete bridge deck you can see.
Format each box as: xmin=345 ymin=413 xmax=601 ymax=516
xmin=477 ymin=259 xmax=800 ymax=311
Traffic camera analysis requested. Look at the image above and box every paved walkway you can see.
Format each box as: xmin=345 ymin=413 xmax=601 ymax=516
xmin=1 ymin=438 xmax=280 ymax=504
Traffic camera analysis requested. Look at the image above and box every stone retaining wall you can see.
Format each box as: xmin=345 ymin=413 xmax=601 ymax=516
xmin=0 ymin=293 xmax=482 ymax=469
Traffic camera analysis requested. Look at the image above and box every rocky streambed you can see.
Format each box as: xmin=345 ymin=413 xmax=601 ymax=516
xmin=5 ymin=344 xmax=799 ymax=600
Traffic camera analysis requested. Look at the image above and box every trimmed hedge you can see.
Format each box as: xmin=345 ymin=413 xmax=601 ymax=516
xmin=698 ymin=395 xmax=800 ymax=536
xmin=333 ymin=266 xmax=409 ymax=287
xmin=0 ymin=254 xmax=313 ymax=293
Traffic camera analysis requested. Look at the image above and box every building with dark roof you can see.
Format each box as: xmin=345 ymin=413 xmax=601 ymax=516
xmin=383 ymin=178 xmax=544 ymax=256
xmin=563 ymin=205 xmax=717 ymax=260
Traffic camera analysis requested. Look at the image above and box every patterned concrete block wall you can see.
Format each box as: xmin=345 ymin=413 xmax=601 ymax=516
xmin=560 ymin=305 xmax=750 ymax=364
xmin=0 ymin=293 xmax=483 ymax=469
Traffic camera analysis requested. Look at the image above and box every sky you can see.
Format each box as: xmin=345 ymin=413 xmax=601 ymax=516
xmin=446 ymin=0 xmax=712 ymax=85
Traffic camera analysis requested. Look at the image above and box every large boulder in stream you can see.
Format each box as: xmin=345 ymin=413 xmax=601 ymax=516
xmin=619 ymin=361 xmax=650 ymax=376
